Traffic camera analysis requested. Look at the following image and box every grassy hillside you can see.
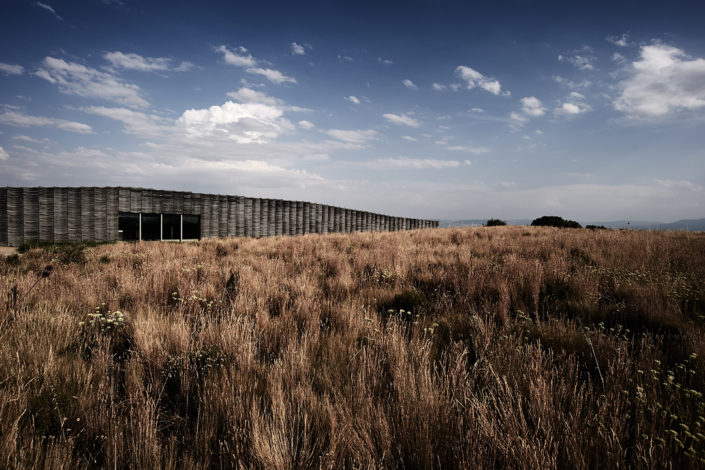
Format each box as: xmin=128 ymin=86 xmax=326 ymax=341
xmin=1 ymin=227 xmax=705 ymax=469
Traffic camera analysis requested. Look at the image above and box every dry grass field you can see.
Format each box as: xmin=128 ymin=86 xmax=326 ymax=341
xmin=1 ymin=226 xmax=705 ymax=469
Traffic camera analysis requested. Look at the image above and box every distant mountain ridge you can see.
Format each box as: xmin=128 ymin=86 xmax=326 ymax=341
xmin=440 ymin=218 xmax=705 ymax=232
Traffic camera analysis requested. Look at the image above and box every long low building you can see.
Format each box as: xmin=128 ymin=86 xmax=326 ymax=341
xmin=0 ymin=187 xmax=438 ymax=246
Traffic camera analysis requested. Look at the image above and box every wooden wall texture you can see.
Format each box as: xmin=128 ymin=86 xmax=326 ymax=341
xmin=0 ymin=187 xmax=439 ymax=246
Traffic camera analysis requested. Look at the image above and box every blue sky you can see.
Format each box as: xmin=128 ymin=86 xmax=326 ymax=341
xmin=1 ymin=0 xmax=704 ymax=221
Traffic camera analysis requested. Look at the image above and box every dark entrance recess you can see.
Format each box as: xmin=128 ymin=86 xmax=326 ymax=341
xmin=118 ymin=213 xmax=139 ymax=241
xmin=162 ymin=214 xmax=180 ymax=240
xmin=117 ymin=212 xmax=200 ymax=241
xmin=183 ymin=215 xmax=200 ymax=240
xmin=141 ymin=214 xmax=161 ymax=241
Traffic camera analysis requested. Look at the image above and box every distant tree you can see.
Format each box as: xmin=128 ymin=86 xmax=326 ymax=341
xmin=486 ymin=219 xmax=507 ymax=227
xmin=585 ymin=225 xmax=607 ymax=230
xmin=531 ymin=216 xmax=582 ymax=229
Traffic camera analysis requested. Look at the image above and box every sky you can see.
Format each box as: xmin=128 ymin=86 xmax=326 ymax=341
xmin=1 ymin=0 xmax=704 ymax=222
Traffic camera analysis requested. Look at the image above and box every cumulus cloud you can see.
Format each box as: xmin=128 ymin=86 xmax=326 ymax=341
xmin=402 ymin=79 xmax=418 ymax=89
xmin=552 ymin=75 xmax=592 ymax=90
xmin=383 ymin=112 xmax=421 ymax=127
xmin=291 ymin=42 xmax=305 ymax=55
xmin=227 ymin=87 xmax=282 ymax=106
xmin=614 ymin=43 xmax=705 ymax=118
xmin=345 ymin=95 xmax=361 ymax=105
xmin=104 ymin=51 xmax=193 ymax=72
xmin=215 ymin=45 xmax=296 ymax=84
xmin=607 ymin=33 xmax=632 ymax=47
xmin=81 ymin=106 xmax=170 ymax=137
xmin=358 ymin=157 xmax=471 ymax=170
xmin=432 ymin=83 xmax=446 ymax=91
xmin=0 ymin=110 xmax=93 ymax=133
xmin=520 ymin=96 xmax=546 ymax=117
xmin=558 ymin=48 xmax=596 ymax=70
xmin=402 ymin=135 xmax=417 ymax=142
xmin=555 ymin=92 xmax=591 ymax=116
xmin=378 ymin=57 xmax=393 ymax=65
xmin=247 ymin=67 xmax=296 ymax=84
xmin=0 ymin=62 xmax=24 ymax=75
xmin=35 ymin=57 xmax=148 ymax=108
xmin=510 ymin=111 xmax=528 ymax=124
xmin=177 ymin=99 xmax=294 ymax=144
xmin=298 ymin=120 xmax=314 ymax=129
xmin=325 ymin=129 xmax=378 ymax=145
xmin=455 ymin=65 xmax=505 ymax=95
xmin=0 ymin=146 xmax=9 ymax=160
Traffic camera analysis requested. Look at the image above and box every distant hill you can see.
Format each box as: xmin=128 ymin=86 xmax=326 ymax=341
xmin=440 ymin=218 xmax=705 ymax=231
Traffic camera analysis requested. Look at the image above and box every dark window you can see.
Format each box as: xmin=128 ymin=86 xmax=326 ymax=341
xmin=118 ymin=213 xmax=139 ymax=241
xmin=183 ymin=215 xmax=200 ymax=239
xmin=141 ymin=214 xmax=161 ymax=241
xmin=162 ymin=214 xmax=180 ymax=240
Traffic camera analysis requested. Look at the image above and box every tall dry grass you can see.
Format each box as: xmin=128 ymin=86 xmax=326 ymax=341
xmin=1 ymin=226 xmax=705 ymax=469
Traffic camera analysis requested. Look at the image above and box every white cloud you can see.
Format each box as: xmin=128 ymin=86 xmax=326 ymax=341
xmin=469 ymin=107 xmax=484 ymax=113
xmin=358 ymin=157 xmax=471 ymax=170
xmin=0 ymin=110 xmax=93 ymax=133
xmin=81 ymin=106 xmax=170 ymax=137
xmin=378 ymin=57 xmax=393 ymax=65
xmin=552 ymin=75 xmax=592 ymax=89
xmin=177 ymin=100 xmax=294 ymax=144
xmin=0 ymin=146 xmax=9 ymax=160
xmin=510 ymin=111 xmax=528 ymax=123
xmin=383 ymin=112 xmax=421 ymax=128
xmin=432 ymin=83 xmax=446 ymax=91
xmin=607 ymin=33 xmax=632 ymax=47
xmin=247 ymin=67 xmax=296 ymax=84
xmin=104 ymin=51 xmax=193 ymax=72
xmin=455 ymin=65 xmax=505 ymax=95
xmin=215 ymin=45 xmax=256 ymax=67
xmin=216 ymin=45 xmax=296 ymax=84
xmin=402 ymin=79 xmax=418 ymax=89
xmin=298 ymin=120 xmax=314 ymax=129
xmin=291 ymin=42 xmax=305 ymax=55
xmin=0 ymin=62 xmax=24 ymax=75
xmin=612 ymin=52 xmax=627 ymax=63
xmin=345 ymin=95 xmax=361 ymax=105
xmin=338 ymin=55 xmax=353 ymax=63
xmin=35 ymin=57 xmax=148 ymax=108
xmin=555 ymin=102 xmax=587 ymax=115
xmin=520 ymin=96 xmax=546 ymax=117
xmin=36 ymin=1 xmax=62 ymax=20
xmin=12 ymin=134 xmax=49 ymax=144
xmin=401 ymin=135 xmax=417 ymax=142
xmin=558 ymin=49 xmax=596 ymax=70
xmin=446 ymin=145 xmax=490 ymax=154
xmin=614 ymin=43 xmax=705 ymax=118
xmin=227 ymin=87 xmax=282 ymax=106
xmin=326 ymin=129 xmax=377 ymax=145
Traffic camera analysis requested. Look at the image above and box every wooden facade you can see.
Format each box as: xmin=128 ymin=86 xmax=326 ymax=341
xmin=0 ymin=187 xmax=439 ymax=246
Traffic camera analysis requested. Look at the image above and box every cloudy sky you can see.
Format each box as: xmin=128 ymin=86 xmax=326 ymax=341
xmin=1 ymin=0 xmax=704 ymax=222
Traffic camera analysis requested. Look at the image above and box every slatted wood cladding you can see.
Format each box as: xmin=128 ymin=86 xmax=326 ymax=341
xmin=0 ymin=187 xmax=439 ymax=245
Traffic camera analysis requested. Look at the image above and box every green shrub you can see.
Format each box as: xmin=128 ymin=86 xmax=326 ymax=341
xmin=531 ymin=216 xmax=582 ymax=229
xmin=486 ymin=218 xmax=507 ymax=226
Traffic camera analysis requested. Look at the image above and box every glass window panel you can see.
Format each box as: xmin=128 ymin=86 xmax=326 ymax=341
xmin=118 ymin=213 xmax=139 ymax=241
xmin=141 ymin=213 xmax=161 ymax=241
xmin=183 ymin=215 xmax=200 ymax=240
xmin=162 ymin=214 xmax=180 ymax=240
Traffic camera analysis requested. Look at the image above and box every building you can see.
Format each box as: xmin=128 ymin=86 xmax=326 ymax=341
xmin=0 ymin=187 xmax=438 ymax=246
